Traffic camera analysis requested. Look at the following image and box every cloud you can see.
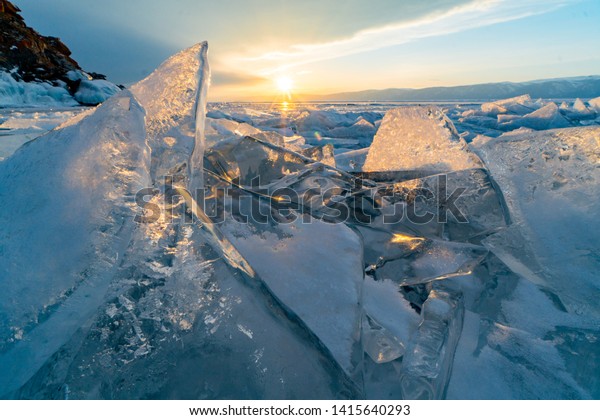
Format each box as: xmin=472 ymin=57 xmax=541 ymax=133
xmin=229 ymin=0 xmax=573 ymax=76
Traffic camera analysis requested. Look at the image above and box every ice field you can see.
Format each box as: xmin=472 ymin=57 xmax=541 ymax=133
xmin=0 ymin=44 xmax=599 ymax=399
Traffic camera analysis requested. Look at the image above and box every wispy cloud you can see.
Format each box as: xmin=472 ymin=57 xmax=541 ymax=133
xmin=228 ymin=0 xmax=573 ymax=76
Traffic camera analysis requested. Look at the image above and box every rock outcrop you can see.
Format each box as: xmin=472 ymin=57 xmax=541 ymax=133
xmin=0 ymin=0 xmax=120 ymax=105
xmin=0 ymin=0 xmax=82 ymax=82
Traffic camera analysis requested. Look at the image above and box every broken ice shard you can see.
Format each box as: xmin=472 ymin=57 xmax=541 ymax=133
xmin=363 ymin=106 xmax=482 ymax=173
xmin=367 ymin=168 xmax=509 ymax=242
xmin=400 ymin=288 xmax=464 ymax=399
xmin=472 ymin=126 xmax=600 ymax=316
xmin=361 ymin=314 xmax=405 ymax=364
xmin=0 ymin=91 xmax=150 ymax=396
xmin=130 ymin=42 xmax=210 ymax=187
xmin=497 ymin=102 xmax=570 ymax=131
xmin=361 ymin=229 xmax=488 ymax=287
xmin=480 ymin=94 xmax=540 ymax=117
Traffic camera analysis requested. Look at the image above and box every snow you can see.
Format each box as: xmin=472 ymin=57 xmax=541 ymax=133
xmin=363 ymin=106 xmax=482 ymax=173
xmin=73 ymin=79 xmax=121 ymax=106
xmin=0 ymin=70 xmax=120 ymax=108
xmin=0 ymin=108 xmax=88 ymax=160
xmin=0 ymin=71 xmax=78 ymax=108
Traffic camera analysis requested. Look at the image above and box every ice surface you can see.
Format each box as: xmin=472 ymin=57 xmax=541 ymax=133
xmin=361 ymin=314 xmax=405 ymax=364
xmin=2 ymin=46 xmax=599 ymax=399
xmin=220 ymin=216 xmax=363 ymax=373
xmin=0 ymin=108 xmax=88 ymax=160
xmin=588 ymin=96 xmax=600 ymax=112
xmin=480 ymin=94 xmax=540 ymax=116
xmin=562 ymin=98 xmax=597 ymax=120
xmin=471 ymin=126 xmax=600 ymax=316
xmin=328 ymin=116 xmax=377 ymax=140
xmin=300 ymin=144 xmax=336 ymax=166
xmin=363 ymin=106 xmax=482 ymax=173
xmin=0 ymin=91 xmax=150 ymax=395
xmin=361 ymin=228 xmax=488 ymax=287
xmin=335 ymin=147 xmax=369 ymax=172
xmin=498 ymin=102 xmax=571 ymax=131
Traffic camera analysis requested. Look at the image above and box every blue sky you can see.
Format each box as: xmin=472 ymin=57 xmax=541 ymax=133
xmin=12 ymin=0 xmax=600 ymax=100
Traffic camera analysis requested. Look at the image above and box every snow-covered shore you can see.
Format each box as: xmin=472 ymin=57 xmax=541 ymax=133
xmin=0 ymin=70 xmax=120 ymax=108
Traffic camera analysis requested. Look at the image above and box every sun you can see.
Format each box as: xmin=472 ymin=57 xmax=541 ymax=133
xmin=275 ymin=76 xmax=294 ymax=94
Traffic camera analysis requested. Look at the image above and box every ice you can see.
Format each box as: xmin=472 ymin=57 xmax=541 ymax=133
xmin=220 ymin=216 xmax=363 ymax=373
xmin=363 ymin=106 xmax=482 ymax=173
xmin=471 ymin=126 xmax=600 ymax=316
xmin=335 ymin=147 xmax=369 ymax=171
xmin=300 ymin=144 xmax=336 ymax=166
xmin=361 ymin=314 xmax=405 ymax=364
xmin=0 ymin=108 xmax=88 ymax=160
xmin=480 ymin=94 xmax=540 ymax=116
xmin=588 ymin=96 xmax=600 ymax=112
xmin=561 ymin=98 xmax=597 ymax=120
xmin=131 ymin=42 xmax=209 ymax=191
xmin=328 ymin=116 xmax=377 ymax=141
xmin=362 ymin=229 xmax=488 ymax=286
xmin=458 ymin=114 xmax=498 ymax=130
xmin=0 ymin=71 xmax=78 ymax=108
xmin=3 ymin=42 xmax=599 ymax=399
xmin=497 ymin=102 xmax=570 ymax=131
xmin=363 ymin=168 xmax=509 ymax=242
xmin=0 ymin=91 xmax=150 ymax=395
xmin=296 ymin=109 xmax=354 ymax=133
xmin=73 ymin=79 xmax=121 ymax=106
xmin=3 ymin=44 xmax=362 ymax=399
xmin=400 ymin=288 xmax=464 ymax=399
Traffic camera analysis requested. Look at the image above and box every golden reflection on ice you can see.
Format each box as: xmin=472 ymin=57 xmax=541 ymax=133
xmin=390 ymin=233 xmax=426 ymax=251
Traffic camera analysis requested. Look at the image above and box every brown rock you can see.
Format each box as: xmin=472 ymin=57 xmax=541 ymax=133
xmin=0 ymin=0 xmax=82 ymax=82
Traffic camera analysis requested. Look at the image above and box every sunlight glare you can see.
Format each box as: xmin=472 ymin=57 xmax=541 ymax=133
xmin=276 ymin=76 xmax=294 ymax=94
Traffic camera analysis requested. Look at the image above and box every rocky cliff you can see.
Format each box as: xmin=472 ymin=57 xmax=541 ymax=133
xmin=0 ymin=0 xmax=119 ymax=106
xmin=0 ymin=0 xmax=83 ymax=83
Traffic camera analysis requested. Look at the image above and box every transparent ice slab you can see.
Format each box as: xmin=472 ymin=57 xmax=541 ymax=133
xmin=472 ymin=126 xmax=600 ymax=316
xmin=363 ymin=106 xmax=482 ymax=173
xmin=400 ymin=288 xmax=464 ymax=399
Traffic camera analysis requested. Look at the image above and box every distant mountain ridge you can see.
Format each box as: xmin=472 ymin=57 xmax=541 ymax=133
xmin=308 ymin=76 xmax=600 ymax=102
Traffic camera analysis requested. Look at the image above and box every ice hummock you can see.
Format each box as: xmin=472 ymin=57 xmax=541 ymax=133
xmin=0 ymin=91 xmax=150 ymax=395
xmin=471 ymin=126 xmax=600 ymax=316
xmin=363 ymin=106 xmax=482 ymax=173
xmin=2 ymin=43 xmax=364 ymax=399
xmin=2 ymin=44 xmax=599 ymax=400
xmin=480 ymin=94 xmax=540 ymax=116
xmin=131 ymin=42 xmax=209 ymax=187
xmin=498 ymin=102 xmax=571 ymax=131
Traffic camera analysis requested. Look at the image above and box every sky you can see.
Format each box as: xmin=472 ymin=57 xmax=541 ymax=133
xmin=12 ymin=0 xmax=600 ymax=101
